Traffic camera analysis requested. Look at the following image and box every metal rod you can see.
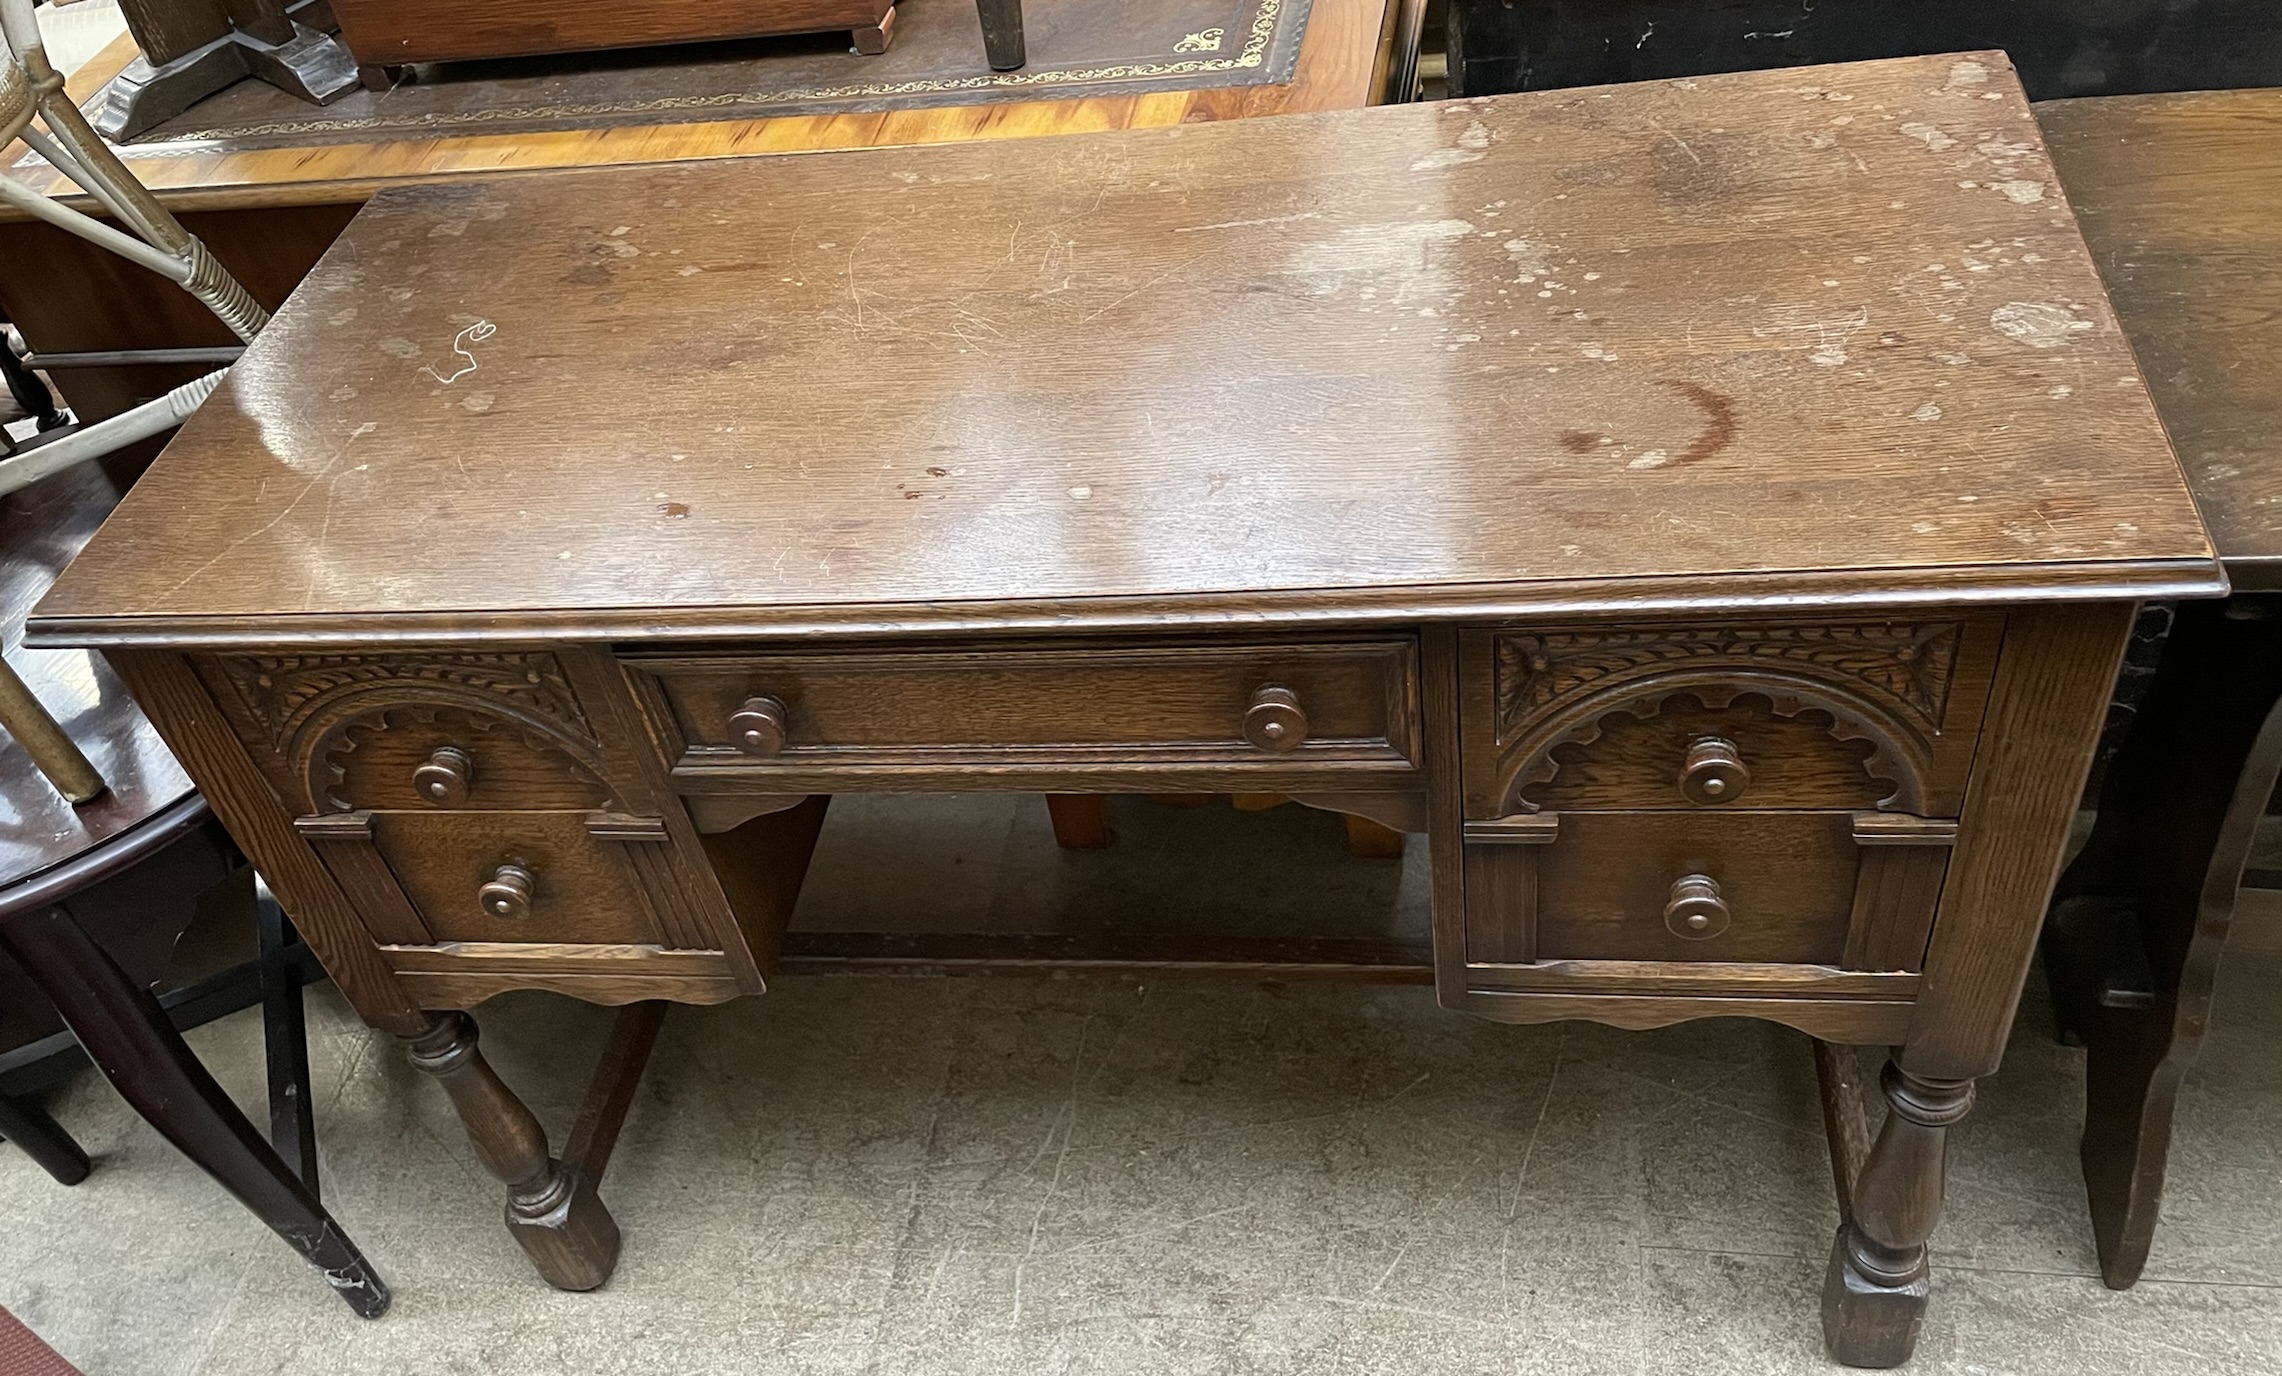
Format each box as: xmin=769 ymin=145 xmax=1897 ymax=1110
xmin=0 ymin=654 xmax=104 ymax=803
xmin=0 ymin=368 xmax=226 ymax=497
xmin=27 ymin=346 xmax=245 ymax=369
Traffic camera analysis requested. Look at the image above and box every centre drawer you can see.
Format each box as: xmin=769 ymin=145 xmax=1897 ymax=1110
xmin=624 ymin=638 xmax=1421 ymax=788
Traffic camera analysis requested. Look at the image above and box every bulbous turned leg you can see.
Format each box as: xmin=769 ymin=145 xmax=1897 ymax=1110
xmin=400 ymin=1011 xmax=620 ymax=1291
xmin=1823 ymin=1063 xmax=1975 ymax=1368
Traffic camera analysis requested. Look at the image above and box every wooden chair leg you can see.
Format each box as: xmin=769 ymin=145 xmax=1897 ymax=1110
xmin=2040 ymin=595 xmax=2282 ymax=1288
xmin=976 ymin=0 xmax=1026 ymax=70
xmin=0 ymin=906 xmax=387 ymax=1317
xmin=852 ymin=5 xmax=898 ymax=54
xmin=399 ymin=1002 xmax=665 ymax=1292
xmin=0 ymin=1087 xmax=91 ymax=1185
xmin=1046 ymin=794 xmax=1110 ymax=849
xmin=1822 ymin=1060 xmax=1974 ymax=1368
xmin=256 ymin=893 xmax=319 ymax=1196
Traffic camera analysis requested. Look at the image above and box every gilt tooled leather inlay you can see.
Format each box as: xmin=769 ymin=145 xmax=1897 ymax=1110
xmin=1494 ymin=623 xmax=1962 ymax=744
xmin=217 ymin=653 xmax=595 ymax=752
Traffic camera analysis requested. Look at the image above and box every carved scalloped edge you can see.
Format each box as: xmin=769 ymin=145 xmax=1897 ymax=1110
xmin=1494 ymin=622 xmax=1963 ymax=746
xmin=1496 ymin=669 xmax=1932 ymax=815
xmin=217 ymin=653 xmax=594 ymax=754
xmin=313 ymin=705 xmax=613 ymax=814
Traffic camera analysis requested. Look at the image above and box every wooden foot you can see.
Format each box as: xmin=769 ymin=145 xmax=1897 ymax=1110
xmin=358 ymin=63 xmax=404 ymax=93
xmin=1821 ymin=1062 xmax=1972 ymax=1368
xmin=2040 ymin=595 xmax=2282 ymax=1288
xmin=1343 ymin=813 xmax=1406 ymax=859
xmin=1046 ymin=794 xmax=1110 ymax=849
xmin=0 ymin=906 xmax=387 ymax=1316
xmin=401 ymin=1002 xmax=666 ymax=1292
xmin=975 ymin=0 xmax=1026 ymax=70
xmin=853 ymin=6 xmax=898 ymax=55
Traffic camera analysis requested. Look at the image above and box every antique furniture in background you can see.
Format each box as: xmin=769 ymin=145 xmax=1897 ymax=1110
xmin=1444 ymin=0 xmax=2282 ymax=102
xmin=0 ymin=0 xmax=1398 ymax=437
xmin=0 ymin=5 xmax=383 ymax=1313
xmin=93 ymin=0 xmax=355 ymax=141
xmin=31 ymin=53 xmax=2222 ymax=1365
xmin=329 ymin=0 xmax=1028 ymax=88
xmin=2033 ymin=87 xmax=2282 ymax=1290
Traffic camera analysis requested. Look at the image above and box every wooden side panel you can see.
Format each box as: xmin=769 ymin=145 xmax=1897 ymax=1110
xmin=699 ymin=796 xmax=831 ymax=981
xmin=331 ymin=0 xmax=892 ymax=65
xmin=1905 ymin=603 xmax=2137 ymax=1078
xmin=1462 ymin=843 xmax=1541 ymax=964
xmin=295 ymin=812 xmax=432 ymax=945
xmin=105 ymin=650 xmax=422 ymax=1030
xmin=1843 ymin=842 xmax=1955 ymax=973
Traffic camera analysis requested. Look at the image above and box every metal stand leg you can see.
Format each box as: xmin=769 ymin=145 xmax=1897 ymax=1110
xmin=256 ymin=891 xmax=320 ymax=1196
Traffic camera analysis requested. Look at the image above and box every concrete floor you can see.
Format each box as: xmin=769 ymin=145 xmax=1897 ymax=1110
xmin=5 ymin=794 xmax=2282 ymax=1374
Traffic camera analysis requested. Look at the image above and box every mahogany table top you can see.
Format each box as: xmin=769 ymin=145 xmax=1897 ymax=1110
xmin=2037 ymin=87 xmax=2282 ymax=585
xmin=32 ymin=52 xmax=2222 ymax=649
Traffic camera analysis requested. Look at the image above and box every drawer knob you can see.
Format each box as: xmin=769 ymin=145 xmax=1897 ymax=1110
xmin=728 ymin=695 xmax=789 ymax=756
xmin=1243 ymin=685 xmax=1308 ymax=752
xmin=412 ymin=746 xmax=474 ymax=807
xmin=1679 ymin=736 xmax=1750 ymax=805
xmin=1664 ymin=873 xmax=1730 ymax=940
xmin=478 ymin=864 xmax=535 ymax=922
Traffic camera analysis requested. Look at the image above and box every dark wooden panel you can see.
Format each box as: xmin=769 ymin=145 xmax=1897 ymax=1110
xmin=1446 ymin=0 xmax=2282 ymax=102
xmin=332 ymin=0 xmax=893 ymax=66
xmin=1536 ymin=810 xmax=1861 ymax=965
xmin=295 ymin=811 xmax=432 ymax=945
xmin=639 ymin=639 xmax=1419 ymax=771
xmin=369 ymin=810 xmax=661 ymax=945
xmin=323 ymin=705 xmax=612 ymax=813
xmin=0 ymin=204 xmax=356 ymax=425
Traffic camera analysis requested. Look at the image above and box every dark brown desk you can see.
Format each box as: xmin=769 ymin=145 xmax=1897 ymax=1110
xmin=31 ymin=53 xmax=2222 ymax=1365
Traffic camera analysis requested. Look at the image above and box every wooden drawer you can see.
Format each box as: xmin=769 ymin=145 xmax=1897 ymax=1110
xmin=1450 ymin=809 xmax=1955 ymax=1025
xmin=295 ymin=809 xmax=711 ymax=947
xmin=323 ymin=709 xmax=613 ymax=814
xmin=1458 ymin=616 xmax=2004 ymax=818
xmin=626 ymin=639 xmax=1421 ymax=790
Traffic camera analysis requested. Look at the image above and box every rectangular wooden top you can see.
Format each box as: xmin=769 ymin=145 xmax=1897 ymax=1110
xmin=32 ymin=52 xmax=2221 ymax=647
xmin=2037 ymin=88 xmax=2282 ymax=584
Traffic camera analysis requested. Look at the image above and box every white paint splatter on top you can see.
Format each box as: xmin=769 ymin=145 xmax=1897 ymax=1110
xmin=1899 ymin=123 xmax=1955 ymax=151
xmin=1991 ymin=180 xmax=2047 ymax=204
xmin=1990 ymin=301 xmax=2093 ymax=348
xmin=1946 ymin=60 xmax=1990 ymax=87
xmin=1628 ymin=450 xmax=1671 ymax=469
xmin=1911 ymin=403 xmax=1944 ymax=421
xmin=1412 ymin=122 xmax=1492 ymax=170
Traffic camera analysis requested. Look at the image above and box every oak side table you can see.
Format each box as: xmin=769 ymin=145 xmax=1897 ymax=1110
xmin=31 ymin=52 xmax=2223 ymax=1366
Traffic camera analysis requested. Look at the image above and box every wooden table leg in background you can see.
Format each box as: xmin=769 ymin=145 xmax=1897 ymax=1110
xmin=399 ymin=1003 xmax=666 ymax=1292
xmin=2043 ymin=595 xmax=2282 ymax=1288
xmin=93 ymin=0 xmax=358 ymax=141
xmin=975 ymin=0 xmax=1025 ymax=70
xmin=0 ymin=905 xmax=388 ymax=1317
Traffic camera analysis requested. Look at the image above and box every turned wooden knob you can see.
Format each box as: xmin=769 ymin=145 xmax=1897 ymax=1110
xmin=728 ymin=695 xmax=789 ymax=756
xmin=1242 ymin=685 xmax=1308 ymax=752
xmin=412 ymin=746 xmax=474 ymax=806
xmin=1679 ymin=735 xmax=1749 ymax=805
xmin=1664 ymin=873 xmax=1730 ymax=940
xmin=478 ymin=864 xmax=535 ymax=922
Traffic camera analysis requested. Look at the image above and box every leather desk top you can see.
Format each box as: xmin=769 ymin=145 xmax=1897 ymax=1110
xmin=31 ymin=51 xmax=2222 ymax=648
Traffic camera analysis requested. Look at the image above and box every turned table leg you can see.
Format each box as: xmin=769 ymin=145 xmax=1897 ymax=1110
xmin=1823 ymin=1061 xmax=1975 ymax=1368
xmin=0 ymin=906 xmax=388 ymax=1316
xmin=399 ymin=1003 xmax=665 ymax=1292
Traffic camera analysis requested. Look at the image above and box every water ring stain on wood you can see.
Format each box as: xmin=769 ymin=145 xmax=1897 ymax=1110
xmin=1659 ymin=379 xmax=1739 ymax=464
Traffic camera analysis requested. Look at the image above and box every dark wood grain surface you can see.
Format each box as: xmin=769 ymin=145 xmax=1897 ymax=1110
xmin=1 ymin=464 xmax=194 ymax=890
xmin=31 ymin=52 xmax=2218 ymax=647
xmin=2036 ymin=87 xmax=2282 ymax=583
